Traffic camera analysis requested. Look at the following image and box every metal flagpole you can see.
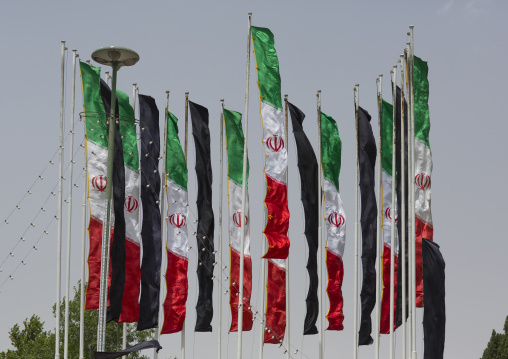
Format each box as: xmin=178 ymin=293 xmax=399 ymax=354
xmin=409 ymin=25 xmax=417 ymax=359
xmin=374 ymin=75 xmax=383 ymax=359
xmin=91 ymin=46 xmax=140 ymax=351
xmin=353 ymin=84 xmax=359 ymax=359
xmin=390 ymin=66 xmax=397 ymax=359
xmin=284 ymin=94 xmax=290 ymax=359
xmin=316 ymin=90 xmax=323 ymax=359
xmin=404 ymin=45 xmax=413 ymax=358
xmin=182 ymin=91 xmax=189 ymax=359
xmin=123 ymin=83 xmax=138 ymax=350
xmin=63 ymin=49 xmax=78 ymax=359
xmin=55 ymin=40 xmax=67 ymax=359
xmin=218 ymin=99 xmax=225 ymax=359
xmin=250 ymin=13 xmax=264 ymax=359
xmin=79 ymin=152 xmax=87 ymax=359
xmin=399 ymin=54 xmax=407 ymax=359
xmin=238 ymin=13 xmax=252 ymax=359
xmin=154 ymin=90 xmax=170 ymax=359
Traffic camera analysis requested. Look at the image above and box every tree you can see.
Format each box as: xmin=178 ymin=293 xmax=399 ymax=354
xmin=1 ymin=282 xmax=155 ymax=359
xmin=0 ymin=315 xmax=54 ymax=359
xmin=481 ymin=315 xmax=508 ymax=359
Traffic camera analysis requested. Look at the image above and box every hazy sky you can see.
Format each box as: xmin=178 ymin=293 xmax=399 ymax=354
xmin=0 ymin=1 xmax=507 ymax=358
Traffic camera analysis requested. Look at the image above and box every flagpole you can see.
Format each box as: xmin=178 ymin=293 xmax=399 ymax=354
xmin=218 ymin=99 xmax=225 ymax=359
xmin=55 ymin=40 xmax=66 ymax=359
xmin=283 ymin=94 xmax=290 ymax=359
xmin=238 ymin=13 xmax=252 ymax=359
xmin=251 ymin=13 xmax=266 ymax=359
xmin=374 ymin=74 xmax=383 ymax=359
xmin=404 ymin=46 xmax=413 ymax=358
xmin=154 ymin=90 xmax=170 ymax=359
xmin=122 ymin=83 xmax=138 ymax=351
xmin=316 ymin=90 xmax=323 ymax=359
xmin=390 ymin=65 xmax=397 ymax=359
xmin=63 ymin=49 xmax=78 ymax=359
xmin=409 ymin=25 xmax=417 ymax=359
xmin=353 ymin=84 xmax=359 ymax=359
xmin=91 ymin=46 xmax=140 ymax=352
xmin=182 ymin=91 xmax=189 ymax=359
xmin=399 ymin=54 xmax=407 ymax=359
xmin=79 ymin=150 xmax=87 ymax=359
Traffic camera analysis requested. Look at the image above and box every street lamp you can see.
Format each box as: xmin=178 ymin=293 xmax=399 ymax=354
xmin=91 ymin=46 xmax=139 ymax=352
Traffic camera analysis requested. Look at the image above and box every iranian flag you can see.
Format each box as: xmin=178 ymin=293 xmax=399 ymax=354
xmin=380 ymin=100 xmax=399 ymax=334
xmin=414 ymin=56 xmax=433 ymax=307
xmin=80 ymin=61 xmax=110 ymax=310
xmin=223 ymin=108 xmax=253 ymax=332
xmin=251 ymin=25 xmax=288 ymax=344
xmin=116 ymin=90 xmax=141 ymax=323
xmin=161 ymin=110 xmax=189 ymax=334
xmin=251 ymin=26 xmax=290 ymax=260
xmin=320 ymin=112 xmax=346 ymax=331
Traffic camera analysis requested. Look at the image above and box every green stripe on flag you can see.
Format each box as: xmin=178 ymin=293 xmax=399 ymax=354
xmin=251 ymin=26 xmax=282 ymax=110
xmin=414 ymin=56 xmax=430 ymax=148
xmin=80 ymin=61 xmax=108 ymax=149
xmin=381 ymin=99 xmax=394 ymax=177
xmin=224 ymin=108 xmax=249 ymax=187
xmin=166 ymin=111 xmax=187 ymax=190
xmin=117 ymin=90 xmax=138 ymax=172
xmin=320 ymin=112 xmax=341 ymax=191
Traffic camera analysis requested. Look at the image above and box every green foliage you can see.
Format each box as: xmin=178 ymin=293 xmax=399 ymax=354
xmin=481 ymin=315 xmax=508 ymax=359
xmin=1 ymin=282 xmax=155 ymax=359
xmin=0 ymin=315 xmax=54 ymax=359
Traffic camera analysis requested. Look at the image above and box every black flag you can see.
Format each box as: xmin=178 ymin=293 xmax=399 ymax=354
xmin=99 ymin=79 xmax=126 ymax=323
xmin=357 ymin=106 xmax=377 ymax=346
xmin=189 ymin=101 xmax=215 ymax=332
xmin=288 ymin=102 xmax=319 ymax=335
xmin=395 ymin=85 xmax=410 ymax=328
xmin=422 ymin=238 xmax=446 ymax=359
xmin=137 ymin=94 xmax=161 ymax=330
xmin=95 ymin=339 xmax=162 ymax=359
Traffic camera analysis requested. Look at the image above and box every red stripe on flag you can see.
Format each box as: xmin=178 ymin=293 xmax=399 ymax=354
xmin=326 ymin=249 xmax=344 ymax=330
xmin=229 ymin=248 xmax=253 ymax=332
xmin=161 ymin=250 xmax=189 ymax=334
xmin=85 ymin=216 xmax=111 ymax=310
xmin=264 ymin=260 xmax=286 ymax=344
xmin=415 ymin=216 xmax=434 ymax=307
xmin=119 ymin=240 xmax=141 ymax=323
xmin=263 ymin=176 xmax=290 ymax=259
xmin=380 ymin=244 xmax=398 ymax=334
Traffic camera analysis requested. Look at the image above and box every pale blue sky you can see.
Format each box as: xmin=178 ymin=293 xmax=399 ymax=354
xmin=0 ymin=1 xmax=507 ymax=358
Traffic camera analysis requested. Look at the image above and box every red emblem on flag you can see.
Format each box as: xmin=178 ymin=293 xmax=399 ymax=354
xmin=385 ymin=207 xmax=398 ymax=222
xmin=124 ymin=196 xmax=139 ymax=213
xmin=266 ymin=135 xmax=285 ymax=152
xmin=415 ymin=173 xmax=431 ymax=190
xmin=169 ymin=213 xmax=186 ymax=228
xmin=328 ymin=212 xmax=345 ymax=228
xmin=91 ymin=175 xmax=107 ymax=192
xmin=233 ymin=212 xmax=248 ymax=227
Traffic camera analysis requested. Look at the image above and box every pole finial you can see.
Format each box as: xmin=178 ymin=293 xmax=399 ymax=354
xmin=166 ymin=90 xmax=170 ymax=94
xmin=409 ymin=25 xmax=414 ymax=29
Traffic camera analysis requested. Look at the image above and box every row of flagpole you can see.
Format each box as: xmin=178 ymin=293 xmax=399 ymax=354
xmin=53 ymin=20 xmax=422 ymax=359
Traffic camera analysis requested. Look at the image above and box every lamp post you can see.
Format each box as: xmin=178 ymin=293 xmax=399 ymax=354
xmin=91 ymin=46 xmax=139 ymax=351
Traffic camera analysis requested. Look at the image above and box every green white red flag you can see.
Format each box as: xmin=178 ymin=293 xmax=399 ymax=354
xmin=413 ymin=56 xmax=433 ymax=307
xmin=161 ymin=110 xmax=189 ymax=334
xmin=320 ymin=111 xmax=346 ymax=331
xmin=223 ymin=108 xmax=253 ymax=332
xmin=251 ymin=25 xmax=288 ymax=344
xmin=380 ymin=99 xmax=398 ymax=334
